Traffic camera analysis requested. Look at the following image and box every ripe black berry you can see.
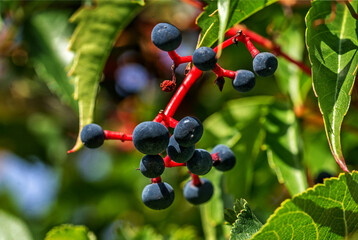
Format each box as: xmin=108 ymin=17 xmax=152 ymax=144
xmin=232 ymin=70 xmax=255 ymax=92
xmin=174 ymin=116 xmax=203 ymax=147
xmin=211 ymin=144 xmax=236 ymax=171
xmin=80 ymin=123 xmax=105 ymax=148
xmin=142 ymin=182 xmax=175 ymax=210
xmin=132 ymin=121 xmax=170 ymax=155
xmin=151 ymin=23 xmax=182 ymax=52
xmin=140 ymin=155 xmax=165 ymax=178
xmin=183 ymin=178 xmax=213 ymax=205
xmin=253 ymin=52 xmax=278 ymax=77
xmin=192 ymin=47 xmax=217 ymax=71
xmin=167 ymin=136 xmax=195 ymax=163
xmin=186 ymin=149 xmax=212 ymax=175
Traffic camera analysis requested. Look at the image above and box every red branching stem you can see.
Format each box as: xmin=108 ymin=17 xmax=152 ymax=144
xmin=153 ymin=111 xmax=178 ymax=128
xmin=164 ymin=156 xmax=186 ymax=168
xmin=151 ymin=176 xmax=162 ymax=183
xmin=212 ymin=64 xmax=236 ymax=79
xmin=242 ymin=36 xmax=260 ymax=58
xmin=226 ymin=28 xmax=273 ymax=50
xmin=213 ymin=35 xmax=237 ymax=53
xmin=190 ymin=172 xmax=202 ymax=186
xmin=168 ymin=51 xmax=192 ymax=66
xmin=153 ymin=113 xmax=164 ymax=123
xmin=104 ymin=130 xmax=133 ymax=141
xmin=163 ymin=34 xmax=245 ymax=119
xmin=226 ymin=27 xmax=311 ymax=76
xmin=164 ymin=66 xmax=203 ymax=118
xmin=168 ymin=117 xmax=178 ymax=128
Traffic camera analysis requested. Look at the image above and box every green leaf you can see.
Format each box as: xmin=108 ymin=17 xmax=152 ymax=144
xmin=225 ymin=208 xmax=238 ymax=225
xmin=265 ymin=102 xmax=308 ymax=196
xmin=230 ymin=199 xmax=263 ymax=240
xmin=275 ymin=14 xmax=311 ymax=109
xmin=217 ymin=0 xmax=230 ymax=57
xmin=45 ymin=224 xmax=96 ymax=240
xmin=251 ymin=171 xmax=358 ymax=239
xmin=24 ymin=11 xmax=76 ymax=110
xmin=0 ymin=210 xmax=33 ymax=240
xmin=306 ymin=0 xmax=358 ymax=172
xmin=68 ymin=0 xmax=144 ymax=152
xmin=196 ymin=0 xmax=278 ymax=48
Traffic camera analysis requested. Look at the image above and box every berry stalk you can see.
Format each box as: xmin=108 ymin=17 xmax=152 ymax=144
xmin=168 ymin=51 xmax=192 ymax=66
xmin=226 ymin=26 xmax=311 ymax=75
xmin=212 ymin=64 xmax=236 ymax=79
xmin=104 ymin=130 xmax=133 ymax=141
xmin=190 ymin=173 xmax=202 ymax=186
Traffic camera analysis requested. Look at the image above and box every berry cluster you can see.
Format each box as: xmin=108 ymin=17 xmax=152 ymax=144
xmin=78 ymin=22 xmax=278 ymax=210
xmin=151 ymin=23 xmax=277 ymax=93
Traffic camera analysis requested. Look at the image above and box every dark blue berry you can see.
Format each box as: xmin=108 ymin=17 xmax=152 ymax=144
xmin=192 ymin=47 xmax=217 ymax=71
xmin=167 ymin=136 xmax=195 ymax=163
xmin=151 ymin=23 xmax=182 ymax=51
xmin=253 ymin=52 xmax=278 ymax=77
xmin=133 ymin=121 xmax=170 ymax=155
xmin=140 ymin=155 xmax=165 ymax=178
xmin=174 ymin=116 xmax=203 ymax=147
xmin=211 ymin=144 xmax=236 ymax=171
xmin=142 ymin=182 xmax=175 ymax=210
xmin=183 ymin=178 xmax=213 ymax=205
xmin=315 ymin=171 xmax=333 ymax=184
xmin=80 ymin=123 xmax=105 ymax=148
xmin=232 ymin=70 xmax=255 ymax=92
xmin=186 ymin=149 xmax=212 ymax=175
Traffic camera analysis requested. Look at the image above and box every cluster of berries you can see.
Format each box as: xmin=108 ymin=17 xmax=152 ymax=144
xmin=151 ymin=23 xmax=278 ymax=93
xmin=77 ymin=22 xmax=278 ymax=211
xmin=80 ymin=116 xmax=236 ymax=210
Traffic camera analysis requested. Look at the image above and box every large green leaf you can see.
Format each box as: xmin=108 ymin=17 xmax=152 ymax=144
xmin=68 ymin=0 xmax=144 ymax=152
xmin=196 ymin=0 xmax=278 ymax=48
xmin=0 ymin=210 xmax=33 ymax=240
xmin=229 ymin=199 xmax=263 ymax=240
xmin=25 ymin=11 xmax=77 ymax=110
xmin=45 ymin=224 xmax=96 ymax=240
xmin=251 ymin=171 xmax=358 ymax=239
xmin=306 ymin=0 xmax=358 ymax=172
xmin=265 ymin=102 xmax=308 ymax=196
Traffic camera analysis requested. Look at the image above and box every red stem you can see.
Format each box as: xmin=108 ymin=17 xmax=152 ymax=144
xmin=226 ymin=27 xmax=311 ymax=76
xmin=104 ymin=130 xmax=133 ymax=141
xmin=212 ymin=64 xmax=236 ymax=79
xmin=168 ymin=51 xmax=192 ymax=66
xmin=164 ymin=156 xmax=186 ymax=168
xmin=213 ymin=35 xmax=237 ymax=53
xmin=151 ymin=176 xmax=162 ymax=183
xmin=242 ymin=36 xmax=260 ymax=58
xmin=190 ymin=172 xmax=202 ymax=186
xmin=164 ymin=66 xmax=203 ymax=118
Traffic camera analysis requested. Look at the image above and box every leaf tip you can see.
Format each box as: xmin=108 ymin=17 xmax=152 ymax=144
xmin=67 ymin=138 xmax=83 ymax=154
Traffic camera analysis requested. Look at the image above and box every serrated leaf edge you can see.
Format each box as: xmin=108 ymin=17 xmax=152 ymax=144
xmin=250 ymin=171 xmax=354 ymax=239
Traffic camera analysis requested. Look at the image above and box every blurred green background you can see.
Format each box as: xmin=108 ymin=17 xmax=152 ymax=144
xmin=0 ymin=1 xmax=358 ymax=239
